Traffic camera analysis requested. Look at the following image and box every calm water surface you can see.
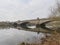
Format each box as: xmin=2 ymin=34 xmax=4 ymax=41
xmin=0 ymin=27 xmax=46 ymax=45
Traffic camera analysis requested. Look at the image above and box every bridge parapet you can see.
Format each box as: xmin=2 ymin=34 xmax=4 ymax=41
xmin=23 ymin=19 xmax=50 ymax=25
xmin=15 ymin=19 xmax=50 ymax=25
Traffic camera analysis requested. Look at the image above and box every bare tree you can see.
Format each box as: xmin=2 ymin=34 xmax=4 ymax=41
xmin=49 ymin=0 xmax=60 ymax=19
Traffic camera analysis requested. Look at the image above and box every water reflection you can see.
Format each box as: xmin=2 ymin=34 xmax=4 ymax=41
xmin=0 ymin=27 xmax=46 ymax=45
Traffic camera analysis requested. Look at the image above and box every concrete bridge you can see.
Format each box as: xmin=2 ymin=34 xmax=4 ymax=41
xmin=13 ymin=18 xmax=51 ymax=28
xmin=12 ymin=18 xmax=59 ymax=34
xmin=15 ymin=18 xmax=50 ymax=25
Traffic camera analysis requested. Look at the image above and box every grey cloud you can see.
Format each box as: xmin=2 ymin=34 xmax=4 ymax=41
xmin=0 ymin=0 xmax=56 ymax=21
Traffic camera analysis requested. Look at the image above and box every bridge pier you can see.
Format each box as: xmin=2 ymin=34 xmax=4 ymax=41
xmin=36 ymin=24 xmax=40 ymax=28
xmin=13 ymin=22 xmax=17 ymax=27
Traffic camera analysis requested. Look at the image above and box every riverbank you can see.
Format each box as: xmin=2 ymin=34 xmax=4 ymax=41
xmin=18 ymin=31 xmax=60 ymax=45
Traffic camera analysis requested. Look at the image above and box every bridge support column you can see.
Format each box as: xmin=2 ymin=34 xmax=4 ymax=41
xmin=36 ymin=24 xmax=40 ymax=28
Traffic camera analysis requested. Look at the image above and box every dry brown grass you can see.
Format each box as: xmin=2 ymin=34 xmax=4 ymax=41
xmin=41 ymin=31 xmax=60 ymax=45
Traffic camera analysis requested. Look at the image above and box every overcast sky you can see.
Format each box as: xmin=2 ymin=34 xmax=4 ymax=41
xmin=0 ymin=0 xmax=57 ymax=21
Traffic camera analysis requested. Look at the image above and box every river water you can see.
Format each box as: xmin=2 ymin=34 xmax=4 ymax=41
xmin=0 ymin=27 xmax=46 ymax=45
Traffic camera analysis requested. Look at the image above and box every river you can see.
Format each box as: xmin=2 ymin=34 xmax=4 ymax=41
xmin=0 ymin=27 xmax=46 ymax=45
